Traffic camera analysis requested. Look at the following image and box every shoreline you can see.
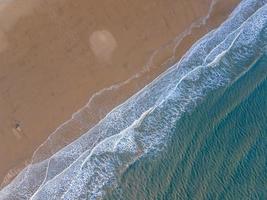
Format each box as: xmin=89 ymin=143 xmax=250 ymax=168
xmin=0 ymin=0 xmax=239 ymax=186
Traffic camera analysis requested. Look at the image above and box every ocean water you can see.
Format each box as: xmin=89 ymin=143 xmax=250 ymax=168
xmin=0 ymin=0 xmax=267 ymax=199
xmin=104 ymin=48 xmax=267 ymax=200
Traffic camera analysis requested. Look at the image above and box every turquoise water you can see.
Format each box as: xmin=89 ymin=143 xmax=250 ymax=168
xmin=104 ymin=1 xmax=267 ymax=199
xmin=1 ymin=0 xmax=267 ymax=199
xmin=104 ymin=52 xmax=267 ymax=200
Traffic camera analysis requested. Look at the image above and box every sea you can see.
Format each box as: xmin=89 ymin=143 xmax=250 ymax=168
xmin=0 ymin=0 xmax=266 ymax=199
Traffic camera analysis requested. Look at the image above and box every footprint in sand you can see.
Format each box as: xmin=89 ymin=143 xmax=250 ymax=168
xmin=89 ymin=30 xmax=117 ymax=64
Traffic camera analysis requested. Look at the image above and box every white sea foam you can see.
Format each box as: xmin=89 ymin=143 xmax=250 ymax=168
xmin=27 ymin=0 xmax=222 ymax=166
xmin=1 ymin=0 xmax=267 ymax=199
xmin=0 ymin=0 xmax=221 ymax=194
xmin=1 ymin=0 xmax=222 ymax=194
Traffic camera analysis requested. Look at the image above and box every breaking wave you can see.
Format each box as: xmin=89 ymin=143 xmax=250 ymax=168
xmin=1 ymin=0 xmax=267 ymax=199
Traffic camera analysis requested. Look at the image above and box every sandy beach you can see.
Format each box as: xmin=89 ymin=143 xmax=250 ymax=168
xmin=0 ymin=0 xmax=239 ymax=186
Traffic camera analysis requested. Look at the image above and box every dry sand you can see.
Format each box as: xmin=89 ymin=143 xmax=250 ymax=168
xmin=0 ymin=0 xmax=239 ymax=186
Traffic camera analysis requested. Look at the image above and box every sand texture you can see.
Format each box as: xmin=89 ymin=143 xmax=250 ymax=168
xmin=0 ymin=0 xmax=239 ymax=185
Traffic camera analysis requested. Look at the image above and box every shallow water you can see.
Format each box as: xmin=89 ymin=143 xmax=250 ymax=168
xmin=1 ymin=0 xmax=267 ymax=199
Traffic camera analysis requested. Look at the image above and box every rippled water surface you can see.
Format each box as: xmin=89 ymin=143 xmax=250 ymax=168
xmin=1 ymin=0 xmax=267 ymax=199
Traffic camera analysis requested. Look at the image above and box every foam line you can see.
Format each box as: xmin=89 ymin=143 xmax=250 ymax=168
xmin=3 ymin=0 xmax=221 ymax=193
xmin=30 ymin=2 xmax=267 ymax=199
xmin=2 ymin=0 xmax=267 ymax=199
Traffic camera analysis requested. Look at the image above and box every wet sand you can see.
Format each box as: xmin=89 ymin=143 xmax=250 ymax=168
xmin=0 ymin=0 xmax=239 ymax=186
